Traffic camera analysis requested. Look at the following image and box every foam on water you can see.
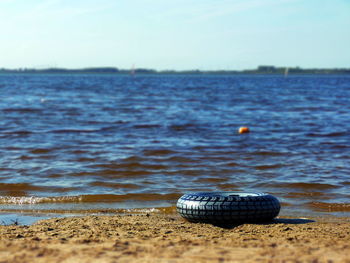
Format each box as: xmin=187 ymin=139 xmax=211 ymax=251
xmin=0 ymin=196 xmax=83 ymax=204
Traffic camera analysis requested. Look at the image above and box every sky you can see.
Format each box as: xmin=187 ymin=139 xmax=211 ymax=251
xmin=0 ymin=0 xmax=349 ymax=70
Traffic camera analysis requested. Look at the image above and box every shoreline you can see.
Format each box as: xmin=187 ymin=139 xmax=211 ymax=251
xmin=1 ymin=205 xmax=350 ymax=226
xmin=0 ymin=212 xmax=349 ymax=262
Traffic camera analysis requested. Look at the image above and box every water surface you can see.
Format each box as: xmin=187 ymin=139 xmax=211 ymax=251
xmin=0 ymin=74 xmax=349 ymax=218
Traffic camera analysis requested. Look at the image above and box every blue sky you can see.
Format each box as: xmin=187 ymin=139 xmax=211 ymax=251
xmin=1 ymin=0 xmax=349 ymax=70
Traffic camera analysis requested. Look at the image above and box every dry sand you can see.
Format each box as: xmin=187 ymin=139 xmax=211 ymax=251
xmin=0 ymin=212 xmax=349 ymax=263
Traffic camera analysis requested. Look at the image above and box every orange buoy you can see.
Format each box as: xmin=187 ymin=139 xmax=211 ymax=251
xmin=238 ymin=126 xmax=250 ymax=134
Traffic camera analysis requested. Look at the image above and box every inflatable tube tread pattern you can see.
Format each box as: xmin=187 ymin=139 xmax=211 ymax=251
xmin=177 ymin=193 xmax=280 ymax=223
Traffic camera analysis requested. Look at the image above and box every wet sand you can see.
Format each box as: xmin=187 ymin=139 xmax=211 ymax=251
xmin=0 ymin=213 xmax=349 ymax=263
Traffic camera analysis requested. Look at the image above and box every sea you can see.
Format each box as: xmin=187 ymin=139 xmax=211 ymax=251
xmin=0 ymin=73 xmax=349 ymax=224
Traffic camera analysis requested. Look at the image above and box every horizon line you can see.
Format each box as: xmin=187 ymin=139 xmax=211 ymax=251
xmin=1 ymin=65 xmax=350 ymax=72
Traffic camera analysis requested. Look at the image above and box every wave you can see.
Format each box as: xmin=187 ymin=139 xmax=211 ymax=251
xmin=307 ymin=132 xmax=348 ymax=137
xmin=89 ymin=181 xmax=141 ymax=189
xmin=2 ymin=108 xmax=42 ymax=113
xmin=168 ymin=123 xmax=203 ymax=132
xmin=2 ymin=130 xmax=34 ymax=136
xmin=68 ymin=169 xmax=153 ymax=178
xmin=49 ymin=128 xmax=100 ymax=133
xmin=251 ymin=151 xmax=287 ymax=156
xmin=261 ymin=182 xmax=339 ymax=190
xmin=283 ymin=192 xmax=334 ymax=200
xmin=254 ymin=164 xmax=284 ymax=170
xmin=307 ymin=202 xmax=350 ymax=212
xmin=0 ymin=183 xmax=77 ymax=192
xmin=195 ymin=177 xmax=229 ymax=183
xmin=91 ymin=162 xmax=167 ymax=171
xmin=0 ymin=206 xmax=178 ymax=215
xmin=142 ymin=149 xmax=178 ymax=156
xmin=132 ymin=124 xmax=161 ymax=129
xmin=0 ymin=193 xmax=181 ymax=204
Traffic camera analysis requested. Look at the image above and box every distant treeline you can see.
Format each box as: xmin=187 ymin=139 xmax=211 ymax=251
xmin=0 ymin=66 xmax=349 ymax=75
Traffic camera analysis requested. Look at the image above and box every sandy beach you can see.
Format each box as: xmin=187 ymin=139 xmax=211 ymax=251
xmin=0 ymin=212 xmax=349 ymax=263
